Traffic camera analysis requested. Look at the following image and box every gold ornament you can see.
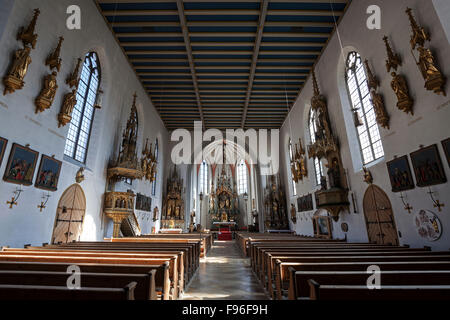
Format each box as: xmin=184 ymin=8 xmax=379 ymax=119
xmin=58 ymin=88 xmax=77 ymax=127
xmin=3 ymin=47 xmax=32 ymax=95
xmin=17 ymin=8 xmax=40 ymax=49
xmin=35 ymin=71 xmax=58 ymax=113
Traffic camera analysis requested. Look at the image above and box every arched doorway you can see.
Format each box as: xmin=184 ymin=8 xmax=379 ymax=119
xmin=363 ymin=185 xmax=399 ymax=245
xmin=51 ymin=184 xmax=86 ymax=244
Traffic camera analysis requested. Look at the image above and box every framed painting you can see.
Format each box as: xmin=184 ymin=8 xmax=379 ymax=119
xmin=386 ymin=156 xmax=415 ymax=192
xmin=35 ymin=155 xmax=62 ymax=191
xmin=410 ymin=144 xmax=447 ymax=187
xmin=0 ymin=137 xmax=7 ymax=168
xmin=441 ymin=138 xmax=450 ymax=168
xmin=3 ymin=143 xmax=39 ymax=186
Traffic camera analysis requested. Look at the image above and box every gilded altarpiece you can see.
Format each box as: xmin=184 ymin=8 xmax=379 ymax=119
xmin=161 ymin=167 xmax=185 ymax=229
xmin=263 ymin=175 xmax=288 ymax=230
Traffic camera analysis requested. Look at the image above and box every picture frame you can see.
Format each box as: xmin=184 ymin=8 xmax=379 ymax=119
xmin=386 ymin=156 xmax=415 ymax=192
xmin=0 ymin=137 xmax=7 ymax=168
xmin=3 ymin=143 xmax=39 ymax=186
xmin=441 ymin=138 xmax=450 ymax=168
xmin=410 ymin=144 xmax=447 ymax=187
xmin=35 ymin=155 xmax=62 ymax=191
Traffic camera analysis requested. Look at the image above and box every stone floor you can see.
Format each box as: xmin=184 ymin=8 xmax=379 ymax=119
xmin=182 ymin=240 xmax=269 ymax=300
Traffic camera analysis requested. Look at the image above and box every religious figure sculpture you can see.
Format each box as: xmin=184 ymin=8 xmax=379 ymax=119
xmin=153 ymin=206 xmax=159 ymax=222
xmin=326 ymin=158 xmax=342 ymax=189
xmin=290 ymin=203 xmax=297 ymax=224
xmin=58 ymin=88 xmax=77 ymax=127
xmin=35 ymin=71 xmax=58 ymax=113
xmin=364 ymin=59 xmax=390 ymax=130
xmin=363 ymin=167 xmax=373 ymax=184
xmin=416 ymin=46 xmax=446 ymax=96
xmin=391 ymin=72 xmax=414 ymax=115
xmin=3 ymin=46 xmax=33 ymax=95
xmin=263 ymin=175 xmax=288 ymax=230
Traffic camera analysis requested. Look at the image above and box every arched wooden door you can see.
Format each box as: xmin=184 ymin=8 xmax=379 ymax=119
xmin=363 ymin=185 xmax=399 ymax=245
xmin=51 ymin=184 xmax=86 ymax=244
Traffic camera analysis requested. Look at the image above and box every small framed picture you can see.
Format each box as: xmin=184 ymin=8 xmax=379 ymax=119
xmin=3 ymin=143 xmax=39 ymax=186
xmin=410 ymin=144 xmax=447 ymax=187
xmin=35 ymin=155 xmax=62 ymax=191
xmin=386 ymin=156 xmax=415 ymax=192
xmin=441 ymin=138 xmax=450 ymax=168
xmin=0 ymin=137 xmax=7 ymax=167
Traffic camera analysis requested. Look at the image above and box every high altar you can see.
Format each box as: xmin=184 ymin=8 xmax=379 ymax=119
xmin=208 ymin=165 xmax=240 ymax=227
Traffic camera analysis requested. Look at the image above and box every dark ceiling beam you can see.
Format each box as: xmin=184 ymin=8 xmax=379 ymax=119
xmin=241 ymin=0 xmax=269 ymax=128
xmin=176 ymin=0 xmax=204 ymax=128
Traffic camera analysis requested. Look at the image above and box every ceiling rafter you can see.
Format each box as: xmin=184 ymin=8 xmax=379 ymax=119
xmin=175 ymin=0 xmax=204 ymax=127
xmin=241 ymin=0 xmax=269 ymax=128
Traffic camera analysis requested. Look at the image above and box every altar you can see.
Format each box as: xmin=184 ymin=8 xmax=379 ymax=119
xmin=213 ymin=222 xmax=236 ymax=241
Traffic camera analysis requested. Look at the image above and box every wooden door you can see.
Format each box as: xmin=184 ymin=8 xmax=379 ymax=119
xmin=51 ymin=184 xmax=86 ymax=244
xmin=363 ymin=185 xmax=399 ymax=245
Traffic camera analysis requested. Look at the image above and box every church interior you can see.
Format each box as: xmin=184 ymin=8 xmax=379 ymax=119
xmin=0 ymin=0 xmax=450 ymax=302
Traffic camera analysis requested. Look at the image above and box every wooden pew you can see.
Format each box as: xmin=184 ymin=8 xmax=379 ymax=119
xmin=48 ymin=242 xmax=198 ymax=280
xmin=274 ymin=260 xmax=450 ymax=300
xmin=261 ymin=249 xmax=440 ymax=293
xmin=0 ymin=261 xmax=170 ymax=300
xmin=0 ymin=270 xmax=156 ymax=300
xmin=0 ymin=282 xmax=137 ymax=300
xmin=3 ymin=248 xmax=186 ymax=297
xmin=289 ymin=270 xmax=450 ymax=300
xmin=308 ymin=280 xmax=450 ymax=300
xmin=273 ymin=255 xmax=450 ymax=299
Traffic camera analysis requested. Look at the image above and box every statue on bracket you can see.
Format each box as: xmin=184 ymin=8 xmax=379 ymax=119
xmin=36 ymin=37 xmax=63 ymax=113
xmin=383 ymin=36 xmax=414 ymax=115
xmin=3 ymin=47 xmax=33 ymax=95
xmin=364 ymin=59 xmax=390 ymax=129
xmin=35 ymin=71 xmax=58 ymax=113
xmin=406 ymin=8 xmax=446 ymax=96
xmin=58 ymin=88 xmax=77 ymax=127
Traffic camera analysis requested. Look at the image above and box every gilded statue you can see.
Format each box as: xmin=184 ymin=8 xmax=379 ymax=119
xmin=391 ymin=72 xmax=414 ymax=115
xmin=326 ymin=158 xmax=342 ymax=189
xmin=370 ymin=90 xmax=390 ymax=129
xmin=290 ymin=203 xmax=297 ymax=224
xmin=58 ymin=89 xmax=77 ymax=127
xmin=35 ymin=72 xmax=58 ymax=113
xmin=3 ymin=46 xmax=32 ymax=95
xmin=416 ymin=46 xmax=446 ymax=96
xmin=153 ymin=207 xmax=159 ymax=222
xmin=363 ymin=167 xmax=373 ymax=184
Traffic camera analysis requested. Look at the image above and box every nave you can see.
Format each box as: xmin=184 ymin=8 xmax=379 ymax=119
xmin=182 ymin=241 xmax=268 ymax=300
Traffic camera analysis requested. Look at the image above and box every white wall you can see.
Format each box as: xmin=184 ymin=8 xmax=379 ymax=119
xmin=281 ymin=0 xmax=450 ymax=250
xmin=0 ymin=0 xmax=168 ymax=247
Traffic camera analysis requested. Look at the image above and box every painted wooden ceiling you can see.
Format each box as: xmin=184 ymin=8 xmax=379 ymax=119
xmin=96 ymin=0 xmax=350 ymax=130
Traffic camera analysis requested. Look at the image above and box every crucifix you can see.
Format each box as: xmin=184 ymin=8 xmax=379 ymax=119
xmin=7 ymin=197 xmax=18 ymax=209
xmin=428 ymin=188 xmax=445 ymax=212
xmin=37 ymin=193 xmax=51 ymax=212
xmin=6 ymin=187 xmax=23 ymax=209
xmin=400 ymin=193 xmax=413 ymax=213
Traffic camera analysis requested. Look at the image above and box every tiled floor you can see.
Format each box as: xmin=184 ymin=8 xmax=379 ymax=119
xmin=182 ymin=240 xmax=269 ymax=300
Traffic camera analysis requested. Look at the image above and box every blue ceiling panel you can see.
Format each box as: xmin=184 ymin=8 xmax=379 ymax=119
xmin=97 ymin=0 xmax=349 ymax=129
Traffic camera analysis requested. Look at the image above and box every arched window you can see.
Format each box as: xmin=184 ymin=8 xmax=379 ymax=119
xmin=64 ymin=52 xmax=101 ymax=163
xmin=345 ymin=51 xmax=384 ymax=165
xmin=152 ymin=139 xmax=159 ymax=196
xmin=309 ymin=109 xmax=324 ymax=185
xmin=288 ymin=139 xmax=297 ymax=196
xmin=237 ymin=160 xmax=248 ymax=195
xmin=199 ymin=160 xmax=208 ymax=195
